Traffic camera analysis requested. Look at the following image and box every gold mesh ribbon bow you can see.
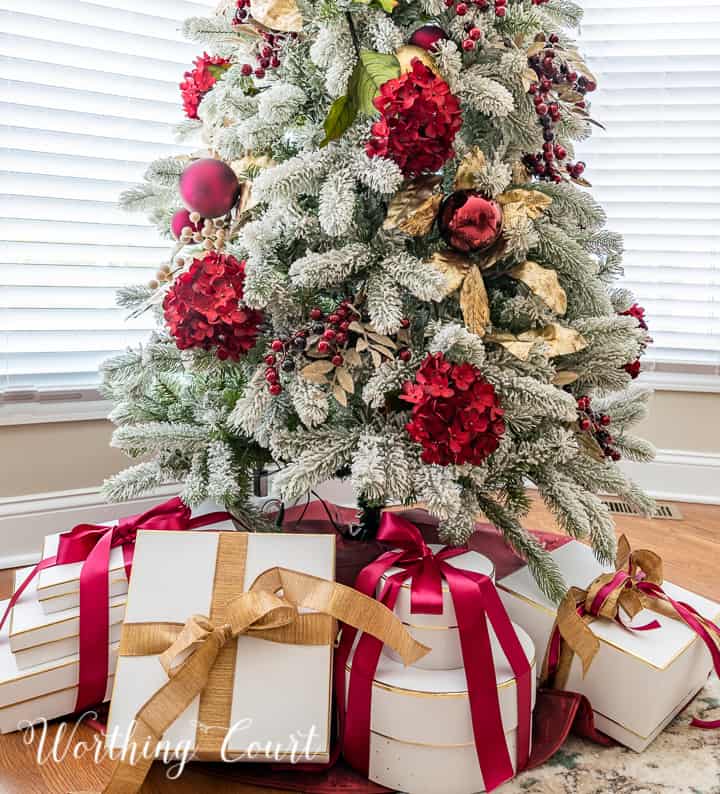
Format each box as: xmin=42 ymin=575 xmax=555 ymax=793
xmin=101 ymin=561 xmax=429 ymax=794
xmin=541 ymin=535 xmax=672 ymax=689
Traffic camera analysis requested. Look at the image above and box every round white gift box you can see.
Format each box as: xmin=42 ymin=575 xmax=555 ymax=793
xmin=346 ymin=622 xmax=535 ymax=794
xmin=379 ymin=546 xmax=495 ymax=669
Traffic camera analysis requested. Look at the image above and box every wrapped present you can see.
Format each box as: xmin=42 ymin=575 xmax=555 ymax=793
xmin=0 ymin=598 xmax=117 ymax=733
xmin=498 ymin=537 xmax=720 ymax=751
xmin=344 ymin=622 xmax=536 ymax=794
xmin=9 ymin=568 xmax=124 ymax=669
xmin=379 ymin=543 xmax=495 ymax=670
xmin=102 ymin=529 xmax=428 ymax=793
xmin=339 ymin=513 xmax=535 ymax=793
xmin=0 ymin=497 xmax=232 ymax=713
xmin=35 ymin=500 xmax=235 ymax=613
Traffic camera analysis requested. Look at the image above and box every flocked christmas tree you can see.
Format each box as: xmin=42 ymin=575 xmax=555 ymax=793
xmin=102 ymin=0 xmax=655 ymax=599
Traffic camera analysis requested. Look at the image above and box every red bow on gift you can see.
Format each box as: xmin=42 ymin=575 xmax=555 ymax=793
xmin=336 ymin=512 xmax=533 ymax=792
xmin=0 ymin=497 xmax=230 ymax=711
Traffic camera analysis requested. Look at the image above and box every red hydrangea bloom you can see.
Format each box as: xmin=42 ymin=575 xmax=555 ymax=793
xmin=163 ymin=252 xmax=263 ymax=361
xmin=400 ymin=352 xmax=505 ymax=466
xmin=624 ymin=359 xmax=641 ymax=379
xmin=621 ymin=303 xmax=648 ymax=331
xmin=180 ymin=53 xmax=230 ymax=120
xmin=366 ymin=59 xmax=462 ymax=176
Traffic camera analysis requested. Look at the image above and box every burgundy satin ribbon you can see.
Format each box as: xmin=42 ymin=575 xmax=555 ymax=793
xmin=337 ymin=513 xmax=532 ymax=793
xmin=0 ymin=497 xmax=230 ymax=711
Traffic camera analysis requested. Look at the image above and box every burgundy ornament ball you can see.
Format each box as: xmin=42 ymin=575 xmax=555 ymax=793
xmin=437 ymin=190 xmax=503 ymax=253
xmin=179 ymin=158 xmax=239 ymax=219
xmin=170 ymin=209 xmax=201 ymax=239
xmin=409 ymin=24 xmax=448 ymax=51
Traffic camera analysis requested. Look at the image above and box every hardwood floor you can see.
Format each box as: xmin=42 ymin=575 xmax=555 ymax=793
xmin=0 ymin=496 xmax=718 ymax=793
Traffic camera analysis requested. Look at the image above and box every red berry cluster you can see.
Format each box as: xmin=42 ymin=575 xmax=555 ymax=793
xmin=232 ymin=0 xmax=294 ymax=79
xmin=443 ymin=0 xmax=505 ymax=21
xmin=620 ymin=303 xmax=650 ymax=379
xmin=576 ymin=396 xmax=620 ymax=461
xmin=400 ymin=352 xmax=505 ymax=466
xmin=460 ymin=24 xmax=484 ymax=51
xmin=522 ymin=33 xmax=596 ymax=182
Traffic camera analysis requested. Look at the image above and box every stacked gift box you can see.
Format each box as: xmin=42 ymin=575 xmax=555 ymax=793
xmin=0 ymin=501 xmax=235 ymax=735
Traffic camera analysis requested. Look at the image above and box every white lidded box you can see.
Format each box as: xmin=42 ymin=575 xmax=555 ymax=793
xmin=498 ymin=540 xmax=720 ymax=752
xmin=9 ymin=568 xmax=125 ymax=669
xmin=346 ymin=622 xmax=535 ymax=794
xmin=379 ymin=546 xmax=495 ymax=670
xmin=37 ymin=505 xmax=236 ymax=613
xmin=0 ymin=598 xmax=118 ymax=733
xmin=106 ymin=529 xmax=336 ymax=762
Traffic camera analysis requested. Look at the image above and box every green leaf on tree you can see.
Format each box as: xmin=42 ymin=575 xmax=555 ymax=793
xmin=352 ymin=50 xmax=400 ymax=115
xmin=320 ymin=50 xmax=399 ymax=146
xmin=352 ymin=0 xmax=398 ymax=11
xmin=207 ymin=64 xmax=231 ymax=80
xmin=320 ymin=95 xmax=358 ymax=147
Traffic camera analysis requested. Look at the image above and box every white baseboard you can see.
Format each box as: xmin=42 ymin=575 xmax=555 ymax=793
xmin=0 ymin=485 xmax=182 ymax=570
xmin=620 ymin=449 xmax=720 ymax=505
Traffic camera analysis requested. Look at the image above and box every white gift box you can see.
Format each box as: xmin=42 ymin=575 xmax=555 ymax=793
xmin=37 ymin=507 xmax=236 ymax=613
xmin=498 ymin=540 xmax=720 ymax=751
xmin=106 ymin=529 xmax=336 ymax=761
xmin=0 ymin=598 xmax=118 ymax=733
xmin=8 ymin=568 xmax=125 ymax=669
xmin=380 ymin=547 xmax=495 ymax=670
xmin=346 ymin=622 xmax=535 ymax=794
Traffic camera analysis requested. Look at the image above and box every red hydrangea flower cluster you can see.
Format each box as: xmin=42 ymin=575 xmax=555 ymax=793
xmin=621 ymin=303 xmax=648 ymax=331
xmin=180 ymin=53 xmax=230 ymax=119
xmin=366 ymin=59 xmax=462 ymax=176
xmin=163 ymin=252 xmax=263 ymax=361
xmin=400 ymin=352 xmax=505 ymax=466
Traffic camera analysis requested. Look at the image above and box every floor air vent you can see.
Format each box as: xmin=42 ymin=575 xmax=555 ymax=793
xmin=601 ymin=499 xmax=683 ymax=520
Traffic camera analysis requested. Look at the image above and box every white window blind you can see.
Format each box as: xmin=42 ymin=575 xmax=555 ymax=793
xmin=577 ymin=0 xmax=720 ymax=374
xmin=1 ymin=0 xmax=718 ymax=398
xmin=0 ymin=0 xmax=214 ymax=396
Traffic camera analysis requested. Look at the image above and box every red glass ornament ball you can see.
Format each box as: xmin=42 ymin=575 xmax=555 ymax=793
xmin=170 ymin=209 xmax=201 ymax=240
xmin=179 ymin=159 xmax=239 ymax=219
xmin=409 ymin=24 xmax=448 ymax=51
xmin=437 ymin=190 xmax=503 ymax=253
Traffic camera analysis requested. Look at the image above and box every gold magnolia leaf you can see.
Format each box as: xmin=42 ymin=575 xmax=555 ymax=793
xmin=249 ymin=0 xmax=302 ymax=32
xmin=526 ymin=41 xmax=545 ymax=58
xmin=454 ymin=147 xmax=487 ymax=191
xmin=344 ymin=348 xmax=362 ymax=367
xmin=333 ymin=382 xmax=348 ymax=407
xmin=300 ymin=360 xmax=335 ymax=383
xmin=235 ymin=180 xmax=253 ymax=215
xmin=335 ymin=366 xmax=355 ymax=393
xmin=395 ymin=45 xmax=440 ymax=76
xmin=370 ymin=348 xmax=382 ymax=367
xmin=475 ymin=234 xmax=509 ymax=271
xmin=578 ymin=431 xmax=606 ymax=463
xmin=511 ymin=161 xmax=530 ymax=185
xmin=426 ymin=250 xmax=471 ymax=295
xmin=487 ymin=323 xmax=587 ymax=361
xmin=459 ymin=267 xmax=490 ymax=337
xmin=571 ymin=175 xmax=593 ymax=188
xmin=367 ymin=331 xmax=397 ymax=349
xmin=557 ymin=88 xmax=585 ymax=104
xmin=521 ymin=67 xmax=539 ymax=93
xmin=383 ymin=176 xmax=443 ymax=236
xmin=356 ymin=337 xmax=369 ymax=352
xmin=498 ymin=189 xmax=553 ymax=220
xmin=552 ymin=370 xmax=580 ymax=386
xmin=509 ymin=260 xmax=567 ymax=315
xmin=348 ymin=320 xmax=366 ymax=334
xmin=542 ymin=323 xmax=587 ymax=357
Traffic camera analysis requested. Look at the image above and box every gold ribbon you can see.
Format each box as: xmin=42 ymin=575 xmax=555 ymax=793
xmin=101 ymin=533 xmax=429 ymax=794
xmin=541 ymin=535 xmax=673 ymax=688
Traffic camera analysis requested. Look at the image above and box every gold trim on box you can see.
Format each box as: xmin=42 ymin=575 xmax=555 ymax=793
xmin=12 ymin=623 xmax=124 ymax=655
xmin=36 ymin=567 xmax=127 ymax=594
xmin=0 ymin=675 xmax=116 ymax=713
xmin=593 ymin=682 xmax=705 ymax=741
xmin=402 ymin=621 xmax=459 ymax=631
xmin=106 ymin=530 xmax=337 ymax=759
xmin=498 ymin=582 xmax=720 ymax=672
xmin=346 ymin=657 xmax=536 ymax=698
xmin=371 ymin=729 xmax=475 ymax=749
xmin=9 ymin=600 xmax=126 ymax=641
xmin=38 ymin=577 xmax=128 ymax=602
xmin=383 ymin=560 xmax=496 ymax=592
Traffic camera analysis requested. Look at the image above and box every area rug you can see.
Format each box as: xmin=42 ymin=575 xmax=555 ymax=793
xmin=503 ymin=675 xmax=720 ymax=793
